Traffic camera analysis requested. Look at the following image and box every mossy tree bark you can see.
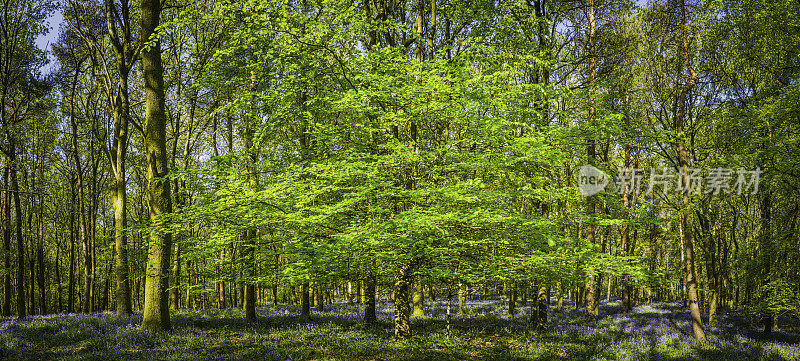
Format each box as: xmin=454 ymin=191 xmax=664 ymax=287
xmin=536 ymin=285 xmax=548 ymax=329
xmin=393 ymin=264 xmax=413 ymax=338
xmin=100 ymin=0 xmax=137 ymax=317
xmin=140 ymin=0 xmax=173 ymax=332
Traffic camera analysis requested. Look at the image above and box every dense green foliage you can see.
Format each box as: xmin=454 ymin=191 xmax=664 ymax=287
xmin=1 ymin=0 xmax=799 ymax=345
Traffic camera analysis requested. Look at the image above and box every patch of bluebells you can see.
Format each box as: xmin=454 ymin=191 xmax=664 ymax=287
xmin=0 ymin=297 xmax=797 ymax=360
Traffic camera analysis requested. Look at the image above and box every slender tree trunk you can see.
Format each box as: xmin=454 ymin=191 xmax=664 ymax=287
xmin=29 ymin=254 xmax=35 ymax=315
xmin=458 ymin=282 xmax=466 ymax=314
xmin=347 ymin=281 xmax=354 ymax=304
xmin=584 ymin=0 xmax=599 ymax=323
xmin=68 ymin=65 xmax=91 ymax=314
xmin=676 ymin=0 xmax=705 ymax=341
xmin=68 ymin=179 xmax=75 ymax=313
xmin=360 ymin=279 xmax=366 ymax=304
xmin=55 ymin=240 xmax=62 ymax=313
xmin=36 ymin=156 xmax=47 ymax=315
xmin=530 ymin=281 xmax=540 ymax=325
xmin=760 ymin=192 xmax=774 ymax=335
xmin=140 ymin=0 xmax=173 ymax=332
xmin=243 ymin=81 xmax=259 ymax=320
xmin=2 ymin=166 xmax=10 ymax=316
xmin=508 ymin=281 xmax=517 ymax=316
xmin=10 ymin=152 xmax=25 ymax=318
xmin=708 ymin=289 xmax=718 ymax=326
xmin=620 ymin=146 xmax=632 ymax=312
xmin=364 ymin=275 xmax=376 ymax=324
xmin=301 ymin=282 xmax=310 ymax=318
xmin=315 ymin=282 xmax=324 ymax=312
xmin=36 ymin=221 xmax=45 ymax=315
xmin=5 ymin=130 xmax=26 ymax=319
xmin=556 ymin=281 xmax=563 ymax=312
xmin=111 ymin=114 xmax=132 ymax=315
xmin=171 ymin=241 xmax=181 ymax=310
xmin=89 ymin=142 xmax=100 ymax=311
xmin=102 ymin=262 xmax=111 ymax=311
xmin=217 ymin=249 xmax=225 ymax=309
xmin=104 ymin=0 xmax=135 ymax=317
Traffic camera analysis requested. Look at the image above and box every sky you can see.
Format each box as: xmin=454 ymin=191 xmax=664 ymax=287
xmin=34 ymin=11 xmax=63 ymax=74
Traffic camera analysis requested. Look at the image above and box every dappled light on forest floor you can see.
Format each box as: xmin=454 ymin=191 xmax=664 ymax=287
xmin=1 ymin=299 xmax=797 ymax=360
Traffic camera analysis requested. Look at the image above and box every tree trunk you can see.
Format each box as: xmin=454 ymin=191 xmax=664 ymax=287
xmin=393 ymin=264 xmax=413 ymax=338
xmin=29 ymin=256 xmax=35 ymax=315
xmin=364 ymin=275 xmax=376 ymax=324
xmin=242 ymin=66 xmax=259 ymax=322
xmin=140 ymin=0 xmax=173 ymax=332
xmin=2 ymin=166 xmax=10 ymax=316
xmin=68 ymin=179 xmax=75 ymax=313
xmin=760 ymin=192 xmax=774 ymax=335
xmin=171 ymin=241 xmax=181 ymax=310
xmin=360 ymin=279 xmax=366 ymax=304
xmin=315 ymin=282 xmax=324 ymax=312
xmin=583 ymin=0 xmax=599 ymax=324
xmin=67 ymin=62 xmax=90 ymax=314
xmin=536 ymin=284 xmax=548 ymax=329
xmin=508 ymin=282 xmax=517 ymax=316
xmin=675 ymin=0 xmax=705 ymax=341
xmin=36 ymin=232 xmax=46 ymax=314
xmin=55 ymin=240 xmax=62 ymax=313
xmin=412 ymin=278 xmax=424 ymax=317
xmin=556 ymin=281 xmax=563 ymax=312
xmin=36 ymin=163 xmax=47 ymax=315
xmin=458 ymin=282 xmax=466 ymax=314
xmin=530 ymin=282 xmax=539 ymax=325
xmin=102 ymin=262 xmax=111 ymax=311
xmin=217 ymin=250 xmax=226 ymax=309
xmin=111 ymin=70 xmax=133 ymax=315
xmin=708 ymin=290 xmax=718 ymax=326
xmin=301 ymin=282 xmax=310 ymax=318
xmin=9 ymin=138 xmax=25 ymax=318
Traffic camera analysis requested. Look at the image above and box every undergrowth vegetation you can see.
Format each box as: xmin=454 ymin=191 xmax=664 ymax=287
xmin=1 ymin=299 xmax=798 ymax=360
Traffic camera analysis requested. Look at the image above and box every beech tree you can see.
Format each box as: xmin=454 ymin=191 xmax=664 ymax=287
xmin=140 ymin=0 xmax=173 ymax=332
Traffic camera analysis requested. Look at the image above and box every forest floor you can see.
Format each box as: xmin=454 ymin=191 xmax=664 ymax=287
xmin=0 ymin=298 xmax=798 ymax=360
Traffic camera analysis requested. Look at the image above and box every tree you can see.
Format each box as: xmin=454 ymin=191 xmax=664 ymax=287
xmin=0 ymin=0 xmax=52 ymax=319
xmin=674 ymin=0 xmax=705 ymax=340
xmin=140 ymin=0 xmax=173 ymax=332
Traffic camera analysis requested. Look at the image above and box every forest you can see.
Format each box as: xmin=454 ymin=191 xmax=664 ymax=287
xmin=1 ymin=0 xmax=799 ymax=359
